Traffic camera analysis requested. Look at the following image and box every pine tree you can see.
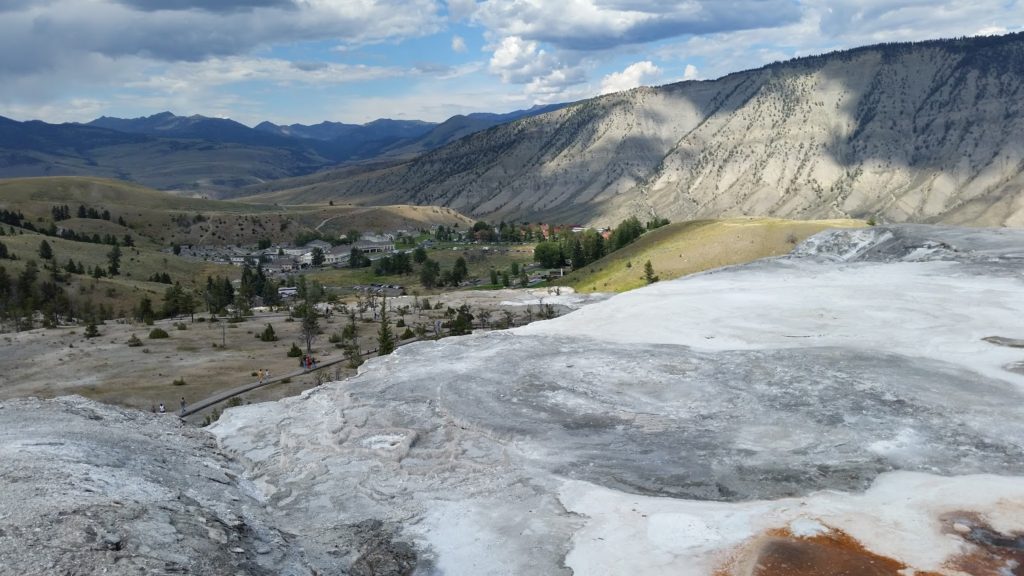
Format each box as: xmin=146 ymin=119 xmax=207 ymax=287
xmin=420 ymin=259 xmax=440 ymax=288
xmin=644 ymin=260 xmax=659 ymax=284
xmin=38 ymin=240 xmax=53 ymax=260
xmin=342 ymin=310 xmax=362 ymax=367
xmin=301 ymin=303 xmax=319 ymax=355
xmin=310 ymin=247 xmax=325 ymax=267
xmin=346 ymin=340 xmax=364 ymax=369
xmin=260 ymin=323 xmax=277 ymax=342
xmin=0 ymin=266 xmax=9 ymax=330
xmin=377 ymin=295 xmax=395 ymax=356
xmin=106 ymin=244 xmax=121 ymax=276
xmin=135 ymin=297 xmax=155 ymax=325
xmin=571 ymin=237 xmax=585 ymax=270
xmin=451 ymin=257 xmax=468 ymax=285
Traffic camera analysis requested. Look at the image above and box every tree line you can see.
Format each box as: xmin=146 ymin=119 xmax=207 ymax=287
xmin=532 ymin=216 xmax=669 ymax=270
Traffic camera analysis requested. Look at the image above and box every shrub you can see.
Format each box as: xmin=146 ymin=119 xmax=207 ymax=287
xmin=396 ymin=318 xmax=406 ymax=327
xmin=401 ymin=328 xmax=415 ymax=340
xmin=172 ymin=378 xmax=186 ymax=386
xmin=260 ymin=323 xmax=278 ymax=342
xmin=286 ymin=342 xmax=303 ymax=357
xmin=127 ymin=334 xmax=143 ymax=347
xmin=203 ymin=408 xmax=222 ymax=426
xmin=149 ymin=328 xmax=169 ymax=339
xmin=174 ymin=322 xmax=187 ymax=330
xmin=84 ymin=323 xmax=100 ymax=338
xmin=328 ymin=332 xmax=343 ymax=344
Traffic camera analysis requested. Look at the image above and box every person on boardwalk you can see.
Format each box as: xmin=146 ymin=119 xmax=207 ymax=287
xmin=265 ymin=368 xmax=271 ymax=381
xmin=258 ymin=368 xmax=264 ymax=384
xmin=158 ymin=403 xmax=166 ymax=414
xmin=179 ymin=397 xmax=186 ymax=415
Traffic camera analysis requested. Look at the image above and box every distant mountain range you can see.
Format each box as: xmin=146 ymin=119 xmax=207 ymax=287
xmin=0 ymin=104 xmax=568 ymax=193
xmin=5 ymin=33 xmax=1024 ymax=227
xmin=237 ymin=32 xmax=1024 ymax=227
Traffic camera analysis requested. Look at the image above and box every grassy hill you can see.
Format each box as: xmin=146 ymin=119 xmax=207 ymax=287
xmin=0 ymin=177 xmax=473 ymax=248
xmin=0 ymin=228 xmax=235 ymax=317
xmin=556 ymin=218 xmax=865 ymax=293
xmin=0 ymin=176 xmax=478 ymax=321
xmin=0 ymin=176 xmax=244 ymax=212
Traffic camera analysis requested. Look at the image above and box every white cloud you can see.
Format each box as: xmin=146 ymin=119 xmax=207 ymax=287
xmin=5 ymin=0 xmax=1024 ymax=125
xmin=0 ymin=0 xmax=445 ymax=120
xmin=487 ymin=35 xmax=590 ymax=102
xmin=812 ymin=0 xmax=1022 ymax=47
xmin=3 ymin=98 xmax=110 ymax=124
xmin=599 ymin=60 xmax=660 ymax=94
xmin=126 ymin=57 xmax=404 ymax=92
xmin=648 ymin=0 xmax=1023 ymax=83
xmin=446 ymin=0 xmax=478 ymax=20
xmin=0 ymin=0 xmax=444 ymax=76
xmin=473 ymin=0 xmax=807 ymax=107
xmin=489 ymin=36 xmax=558 ymax=83
xmin=526 ymin=66 xmax=589 ymax=100
xmin=976 ymin=26 xmax=1009 ymax=36
xmin=472 ymin=0 xmax=802 ymax=50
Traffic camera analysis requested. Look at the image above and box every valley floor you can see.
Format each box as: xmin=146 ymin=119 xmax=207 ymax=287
xmin=0 ymin=287 xmax=606 ymax=422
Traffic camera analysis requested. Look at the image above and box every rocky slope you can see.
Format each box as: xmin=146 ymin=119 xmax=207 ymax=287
xmin=247 ymin=33 xmax=1024 ymax=227
xmin=0 ymin=396 xmax=311 ymax=575
xmin=0 ymin=396 xmax=419 ymax=576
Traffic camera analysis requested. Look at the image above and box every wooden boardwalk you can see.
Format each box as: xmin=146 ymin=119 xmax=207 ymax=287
xmin=179 ymin=337 xmax=423 ymax=418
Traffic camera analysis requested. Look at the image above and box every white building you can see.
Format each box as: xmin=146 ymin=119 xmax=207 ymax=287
xmin=355 ymin=240 xmax=395 ymax=254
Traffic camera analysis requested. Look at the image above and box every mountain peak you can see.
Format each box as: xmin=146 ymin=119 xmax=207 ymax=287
xmin=245 ymin=33 xmax=1024 ymax=228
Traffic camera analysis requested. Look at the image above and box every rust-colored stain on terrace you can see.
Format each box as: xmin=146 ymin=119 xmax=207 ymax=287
xmin=943 ymin=512 xmax=1024 ymax=576
xmin=716 ymin=514 xmax=1024 ymax=576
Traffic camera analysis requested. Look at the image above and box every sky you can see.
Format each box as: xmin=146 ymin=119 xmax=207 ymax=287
xmin=1 ymin=0 xmax=1020 ymax=126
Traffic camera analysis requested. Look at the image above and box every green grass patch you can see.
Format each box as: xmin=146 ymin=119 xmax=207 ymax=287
xmin=556 ymin=218 xmax=865 ymax=293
